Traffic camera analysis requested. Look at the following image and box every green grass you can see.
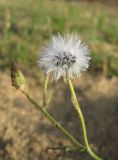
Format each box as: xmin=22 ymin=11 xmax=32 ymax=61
xmin=0 ymin=0 xmax=118 ymax=75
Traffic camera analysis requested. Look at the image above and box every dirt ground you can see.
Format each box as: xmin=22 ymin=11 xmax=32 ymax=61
xmin=0 ymin=71 xmax=118 ymax=160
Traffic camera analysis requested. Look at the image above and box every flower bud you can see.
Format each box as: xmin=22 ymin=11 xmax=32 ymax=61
xmin=11 ymin=63 xmax=25 ymax=90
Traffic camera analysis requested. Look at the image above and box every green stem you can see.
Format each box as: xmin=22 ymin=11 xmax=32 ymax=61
xmin=21 ymin=90 xmax=84 ymax=151
xmin=47 ymin=145 xmax=79 ymax=152
xmin=67 ymin=79 xmax=103 ymax=160
xmin=43 ymin=75 xmax=49 ymax=106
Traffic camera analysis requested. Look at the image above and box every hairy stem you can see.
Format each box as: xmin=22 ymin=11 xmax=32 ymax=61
xmin=67 ymin=79 xmax=103 ymax=160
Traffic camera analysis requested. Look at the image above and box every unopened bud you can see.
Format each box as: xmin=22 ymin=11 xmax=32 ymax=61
xmin=11 ymin=63 xmax=25 ymax=90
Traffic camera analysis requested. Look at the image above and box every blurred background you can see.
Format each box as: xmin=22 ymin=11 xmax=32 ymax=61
xmin=0 ymin=0 xmax=118 ymax=159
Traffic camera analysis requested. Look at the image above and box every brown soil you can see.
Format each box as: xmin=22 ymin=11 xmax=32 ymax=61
xmin=0 ymin=71 xmax=118 ymax=160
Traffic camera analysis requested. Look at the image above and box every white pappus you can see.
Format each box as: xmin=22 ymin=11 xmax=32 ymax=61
xmin=38 ymin=33 xmax=90 ymax=80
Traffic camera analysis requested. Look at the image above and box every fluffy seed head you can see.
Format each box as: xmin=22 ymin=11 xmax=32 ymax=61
xmin=38 ymin=33 xmax=90 ymax=80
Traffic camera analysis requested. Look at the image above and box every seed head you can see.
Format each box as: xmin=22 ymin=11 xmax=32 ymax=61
xmin=38 ymin=33 xmax=90 ymax=80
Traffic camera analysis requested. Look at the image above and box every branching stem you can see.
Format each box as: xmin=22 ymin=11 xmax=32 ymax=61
xmin=21 ymin=90 xmax=85 ymax=152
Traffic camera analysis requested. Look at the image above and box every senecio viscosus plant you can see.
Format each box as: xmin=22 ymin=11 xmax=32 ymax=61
xmin=11 ymin=33 xmax=103 ymax=160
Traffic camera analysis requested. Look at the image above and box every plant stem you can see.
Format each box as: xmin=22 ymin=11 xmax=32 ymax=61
xmin=43 ymin=75 xmax=49 ymax=106
xmin=47 ymin=145 xmax=79 ymax=152
xmin=67 ymin=79 xmax=103 ymax=160
xmin=21 ymin=90 xmax=85 ymax=152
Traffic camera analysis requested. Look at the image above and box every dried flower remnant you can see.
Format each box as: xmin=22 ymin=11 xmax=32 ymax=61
xmin=39 ymin=33 xmax=90 ymax=80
